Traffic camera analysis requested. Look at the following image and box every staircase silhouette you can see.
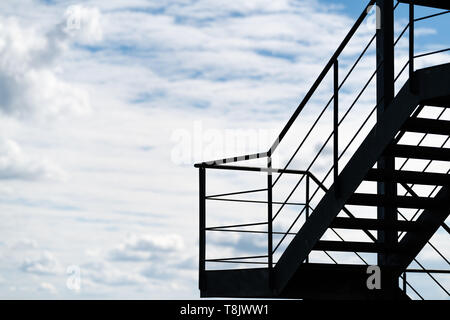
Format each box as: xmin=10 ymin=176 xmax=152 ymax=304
xmin=195 ymin=0 xmax=450 ymax=300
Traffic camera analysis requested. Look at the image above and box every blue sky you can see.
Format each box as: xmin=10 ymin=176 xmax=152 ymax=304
xmin=0 ymin=0 xmax=448 ymax=299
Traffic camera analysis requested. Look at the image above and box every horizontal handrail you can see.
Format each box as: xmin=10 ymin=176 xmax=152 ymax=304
xmin=194 ymin=151 xmax=268 ymax=167
xmin=406 ymin=269 xmax=450 ymax=274
xmin=206 ymin=197 xmax=306 ymax=206
xmin=195 ymin=163 xmax=309 ymax=176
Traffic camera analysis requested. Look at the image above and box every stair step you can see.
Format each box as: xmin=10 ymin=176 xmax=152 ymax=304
xmin=347 ymin=193 xmax=442 ymax=209
xmin=398 ymin=1 xmax=450 ymax=11
xmin=365 ymin=169 xmax=450 ymax=186
xmin=330 ymin=217 xmax=420 ymax=231
xmin=386 ymin=145 xmax=450 ymax=161
xmin=403 ymin=118 xmax=450 ymax=136
xmin=313 ymin=240 xmax=387 ymax=253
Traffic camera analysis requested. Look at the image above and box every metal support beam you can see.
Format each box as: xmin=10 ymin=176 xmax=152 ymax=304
xmin=409 ymin=3 xmax=417 ymax=92
xmin=376 ymin=0 xmax=398 ymax=299
xmin=305 ymin=175 xmax=310 ymax=263
xmin=199 ymin=167 xmax=206 ymax=292
xmin=267 ymin=156 xmax=273 ymax=290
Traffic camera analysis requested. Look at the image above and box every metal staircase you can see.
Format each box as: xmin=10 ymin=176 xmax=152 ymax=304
xmin=195 ymin=0 xmax=450 ymax=300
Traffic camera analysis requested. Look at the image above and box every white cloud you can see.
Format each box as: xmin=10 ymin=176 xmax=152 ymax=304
xmin=39 ymin=282 xmax=57 ymax=294
xmin=0 ymin=15 xmax=94 ymax=118
xmin=81 ymin=261 xmax=147 ymax=286
xmin=0 ymin=138 xmax=65 ymax=180
xmin=10 ymin=239 xmax=38 ymax=250
xmin=0 ymin=0 xmax=447 ymax=300
xmin=64 ymin=5 xmax=103 ymax=45
xmin=108 ymin=233 xmax=184 ymax=261
xmin=20 ymin=251 xmax=63 ymax=275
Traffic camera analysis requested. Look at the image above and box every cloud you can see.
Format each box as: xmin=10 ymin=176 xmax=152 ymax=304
xmin=20 ymin=251 xmax=63 ymax=275
xmin=81 ymin=261 xmax=147 ymax=286
xmin=64 ymin=5 xmax=103 ymax=45
xmin=208 ymin=232 xmax=266 ymax=254
xmin=0 ymin=0 xmax=447 ymax=300
xmin=0 ymin=138 xmax=65 ymax=181
xmin=10 ymin=239 xmax=38 ymax=250
xmin=0 ymin=12 xmax=98 ymax=118
xmin=39 ymin=282 xmax=57 ymax=294
xmin=108 ymin=233 xmax=184 ymax=261
xmin=105 ymin=234 xmax=195 ymax=282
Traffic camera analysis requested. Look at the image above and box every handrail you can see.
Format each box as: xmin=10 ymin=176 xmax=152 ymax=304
xmin=268 ymin=0 xmax=376 ymax=155
xmin=194 ymin=0 xmax=376 ymax=166
xmin=195 ymin=3 xmax=450 ymax=168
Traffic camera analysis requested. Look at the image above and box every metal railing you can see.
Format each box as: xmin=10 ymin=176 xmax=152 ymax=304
xmin=195 ymin=0 xmax=450 ymax=298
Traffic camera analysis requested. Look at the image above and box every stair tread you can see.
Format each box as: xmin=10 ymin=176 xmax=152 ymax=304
xmin=398 ymin=0 xmax=450 ymax=11
xmin=386 ymin=145 xmax=450 ymax=161
xmin=347 ymin=193 xmax=443 ymax=209
xmin=365 ymin=169 xmax=450 ymax=185
xmin=330 ymin=217 xmax=420 ymax=231
xmin=403 ymin=118 xmax=450 ymax=135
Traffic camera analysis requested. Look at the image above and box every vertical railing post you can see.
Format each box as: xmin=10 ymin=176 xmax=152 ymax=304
xmin=333 ymin=59 xmax=339 ymax=195
xmin=409 ymin=3 xmax=414 ymax=81
xmin=199 ymin=167 xmax=206 ymax=292
xmin=305 ymin=173 xmax=310 ymax=264
xmin=267 ymin=156 xmax=273 ymax=289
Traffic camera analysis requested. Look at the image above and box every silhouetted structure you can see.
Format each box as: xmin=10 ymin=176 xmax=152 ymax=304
xmin=195 ymin=0 xmax=450 ymax=299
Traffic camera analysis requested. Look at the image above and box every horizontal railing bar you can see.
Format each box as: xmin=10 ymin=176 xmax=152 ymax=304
xmin=207 ymin=188 xmax=267 ymax=199
xmin=206 ymin=260 xmax=269 ymax=265
xmin=205 ymin=197 xmax=307 ymax=206
xmin=206 ymin=255 xmax=268 ymax=262
xmin=414 ymin=10 xmax=450 ymax=23
xmin=196 ymin=163 xmax=309 ymax=175
xmin=414 ymin=48 xmax=450 ymax=59
xmin=205 ymin=228 xmax=297 ymax=236
xmin=406 ymin=269 xmax=450 ymax=274
xmin=207 ymin=221 xmax=268 ymax=230
xmin=194 ymin=151 xmax=268 ymax=167
xmin=206 ymin=260 xmax=268 ymax=265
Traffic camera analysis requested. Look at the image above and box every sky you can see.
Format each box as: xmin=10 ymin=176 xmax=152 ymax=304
xmin=0 ymin=0 xmax=448 ymax=299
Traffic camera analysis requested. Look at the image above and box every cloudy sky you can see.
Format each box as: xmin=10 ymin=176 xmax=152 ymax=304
xmin=0 ymin=0 xmax=448 ymax=299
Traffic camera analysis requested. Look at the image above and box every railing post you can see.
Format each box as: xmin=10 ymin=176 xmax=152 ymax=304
xmin=267 ymin=156 xmax=273 ymax=289
xmin=199 ymin=167 xmax=206 ymax=292
xmin=409 ymin=3 xmax=414 ymax=80
xmin=333 ymin=59 xmax=339 ymax=195
xmin=305 ymin=173 xmax=310 ymax=263
xmin=409 ymin=3 xmax=416 ymax=92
